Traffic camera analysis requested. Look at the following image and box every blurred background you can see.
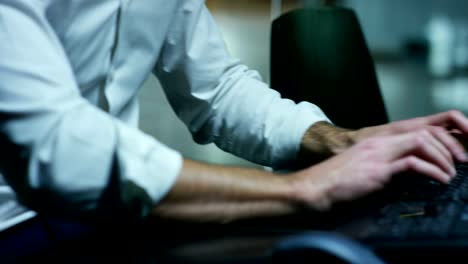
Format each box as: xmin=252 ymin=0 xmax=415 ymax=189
xmin=139 ymin=0 xmax=468 ymax=167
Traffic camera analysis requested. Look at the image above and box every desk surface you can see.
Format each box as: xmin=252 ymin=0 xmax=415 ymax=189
xmin=147 ymin=197 xmax=468 ymax=264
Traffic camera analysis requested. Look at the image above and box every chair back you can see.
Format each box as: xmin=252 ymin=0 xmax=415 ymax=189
xmin=270 ymin=7 xmax=388 ymax=129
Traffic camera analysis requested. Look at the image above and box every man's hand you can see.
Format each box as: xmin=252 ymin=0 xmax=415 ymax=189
xmin=299 ymin=110 xmax=468 ymax=166
xmin=291 ymin=130 xmax=459 ymax=211
xmin=351 ymin=110 xmax=468 ymax=162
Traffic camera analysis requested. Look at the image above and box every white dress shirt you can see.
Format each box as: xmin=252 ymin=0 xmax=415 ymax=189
xmin=0 ymin=0 xmax=329 ymax=231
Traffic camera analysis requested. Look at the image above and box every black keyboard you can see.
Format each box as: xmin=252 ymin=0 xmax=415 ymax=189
xmin=362 ymin=163 xmax=468 ymax=240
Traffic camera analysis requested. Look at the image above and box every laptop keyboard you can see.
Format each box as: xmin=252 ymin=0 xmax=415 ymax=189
xmin=365 ymin=163 xmax=468 ymax=240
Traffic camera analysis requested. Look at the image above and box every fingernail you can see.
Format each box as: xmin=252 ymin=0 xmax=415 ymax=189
xmin=445 ymin=174 xmax=452 ymax=184
xmin=451 ymin=167 xmax=457 ymax=177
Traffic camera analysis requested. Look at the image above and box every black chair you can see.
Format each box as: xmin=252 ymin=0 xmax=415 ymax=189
xmin=270 ymin=7 xmax=389 ymax=129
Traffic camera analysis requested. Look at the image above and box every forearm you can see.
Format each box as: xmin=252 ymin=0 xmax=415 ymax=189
xmin=153 ymin=200 xmax=299 ymax=223
xmin=152 ymin=159 xmax=307 ymax=223
xmin=297 ymin=121 xmax=356 ymax=166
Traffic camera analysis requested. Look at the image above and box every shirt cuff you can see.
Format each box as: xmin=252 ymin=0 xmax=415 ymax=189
xmin=115 ymin=121 xmax=183 ymax=218
xmin=271 ymin=101 xmax=331 ymax=169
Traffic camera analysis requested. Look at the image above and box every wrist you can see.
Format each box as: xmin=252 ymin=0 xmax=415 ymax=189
xmin=297 ymin=121 xmax=355 ymax=165
xmin=286 ymin=169 xmax=334 ymax=212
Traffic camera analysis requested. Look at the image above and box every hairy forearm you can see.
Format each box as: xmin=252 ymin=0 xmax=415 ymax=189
xmin=297 ymin=121 xmax=355 ymax=166
xmin=152 ymin=159 xmax=308 ymax=223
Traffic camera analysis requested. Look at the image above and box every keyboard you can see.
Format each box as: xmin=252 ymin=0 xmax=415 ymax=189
xmin=357 ymin=162 xmax=468 ymax=240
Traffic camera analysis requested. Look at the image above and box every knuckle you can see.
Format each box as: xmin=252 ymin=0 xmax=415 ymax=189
xmin=449 ymin=110 xmax=462 ymax=117
xmin=405 ymin=156 xmax=418 ymax=168
xmin=418 ymin=129 xmax=431 ymax=138
xmin=412 ymin=134 xmax=425 ymax=148
xmin=447 ymin=110 xmax=465 ymax=121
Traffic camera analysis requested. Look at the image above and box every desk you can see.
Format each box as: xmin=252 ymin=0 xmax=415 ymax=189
xmin=147 ymin=192 xmax=468 ymax=264
xmin=145 ymin=207 xmax=369 ymax=263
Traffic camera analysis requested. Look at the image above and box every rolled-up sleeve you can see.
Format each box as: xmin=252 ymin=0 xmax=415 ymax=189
xmin=0 ymin=1 xmax=182 ymax=219
xmin=154 ymin=1 xmax=330 ymax=168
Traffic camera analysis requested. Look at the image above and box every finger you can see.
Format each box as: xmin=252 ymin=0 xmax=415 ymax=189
xmin=429 ymin=126 xmax=468 ymax=162
xmin=409 ymin=130 xmax=456 ymax=177
xmin=426 ymin=110 xmax=468 ymax=134
xmin=379 ymin=132 xmax=422 ymax=159
xmin=389 ymin=156 xmax=451 ymax=184
xmin=427 ymin=126 xmax=454 ymax=164
xmin=450 ymin=131 xmax=468 ymax=155
xmin=384 ymin=131 xmax=455 ymax=176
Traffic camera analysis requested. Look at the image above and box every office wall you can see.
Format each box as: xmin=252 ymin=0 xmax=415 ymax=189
xmin=346 ymin=0 xmax=468 ymax=54
xmin=344 ymin=0 xmax=468 ymax=121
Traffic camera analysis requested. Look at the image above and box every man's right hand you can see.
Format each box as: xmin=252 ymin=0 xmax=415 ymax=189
xmin=290 ymin=130 xmax=459 ymax=211
xmin=298 ymin=110 xmax=468 ymax=168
